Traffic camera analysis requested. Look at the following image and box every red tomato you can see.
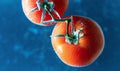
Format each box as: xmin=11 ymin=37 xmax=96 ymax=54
xmin=22 ymin=0 xmax=68 ymax=26
xmin=51 ymin=16 xmax=104 ymax=67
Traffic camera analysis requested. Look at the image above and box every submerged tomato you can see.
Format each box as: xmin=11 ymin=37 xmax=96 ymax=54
xmin=22 ymin=0 xmax=68 ymax=26
xmin=51 ymin=16 xmax=104 ymax=67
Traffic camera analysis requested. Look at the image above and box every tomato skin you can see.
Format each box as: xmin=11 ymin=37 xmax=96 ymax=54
xmin=51 ymin=16 xmax=104 ymax=67
xmin=22 ymin=0 xmax=68 ymax=26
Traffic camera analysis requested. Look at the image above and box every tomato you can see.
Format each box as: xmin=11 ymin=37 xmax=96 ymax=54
xmin=51 ymin=16 xmax=104 ymax=67
xmin=22 ymin=0 xmax=68 ymax=26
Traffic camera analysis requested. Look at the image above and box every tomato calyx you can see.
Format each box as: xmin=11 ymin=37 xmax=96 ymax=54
xmin=28 ymin=0 xmax=61 ymax=24
xmin=65 ymin=26 xmax=84 ymax=45
xmin=51 ymin=17 xmax=85 ymax=45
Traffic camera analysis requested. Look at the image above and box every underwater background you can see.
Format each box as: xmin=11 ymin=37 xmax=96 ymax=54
xmin=0 ymin=0 xmax=120 ymax=71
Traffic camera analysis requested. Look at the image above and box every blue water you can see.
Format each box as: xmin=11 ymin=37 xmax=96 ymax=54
xmin=0 ymin=0 xmax=120 ymax=71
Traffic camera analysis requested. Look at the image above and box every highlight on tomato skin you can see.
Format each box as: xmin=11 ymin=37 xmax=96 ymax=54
xmin=51 ymin=16 xmax=105 ymax=67
xmin=22 ymin=0 xmax=68 ymax=26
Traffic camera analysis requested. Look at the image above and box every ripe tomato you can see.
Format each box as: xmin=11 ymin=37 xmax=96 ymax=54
xmin=22 ymin=0 xmax=68 ymax=26
xmin=51 ymin=16 xmax=104 ymax=67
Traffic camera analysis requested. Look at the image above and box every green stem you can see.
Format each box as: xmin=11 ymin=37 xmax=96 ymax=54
xmin=46 ymin=7 xmax=71 ymax=36
xmin=29 ymin=0 xmax=85 ymax=45
xmin=44 ymin=2 xmax=84 ymax=45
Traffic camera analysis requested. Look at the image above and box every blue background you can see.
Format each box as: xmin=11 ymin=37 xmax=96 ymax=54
xmin=0 ymin=0 xmax=120 ymax=71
